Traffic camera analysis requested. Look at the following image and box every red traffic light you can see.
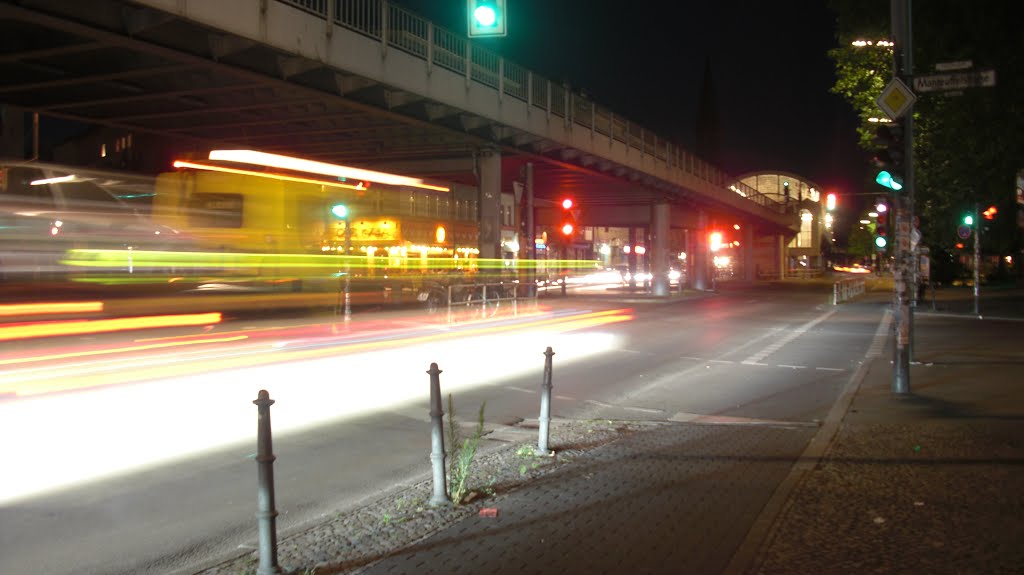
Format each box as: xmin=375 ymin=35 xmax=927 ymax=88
xmin=561 ymin=198 xmax=574 ymax=210
xmin=560 ymin=222 xmax=574 ymax=236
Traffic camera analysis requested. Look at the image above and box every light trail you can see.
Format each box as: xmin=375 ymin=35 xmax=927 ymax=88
xmin=0 ymin=310 xmax=629 ymax=504
xmin=0 ymin=312 xmax=222 ymax=342
xmin=0 ymin=335 xmax=249 ymax=368
xmin=0 ymin=309 xmax=630 ymax=397
xmin=0 ymin=301 xmax=104 ymax=317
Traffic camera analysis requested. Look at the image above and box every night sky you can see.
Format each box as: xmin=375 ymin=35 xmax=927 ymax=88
xmin=392 ymin=1 xmax=867 ymax=198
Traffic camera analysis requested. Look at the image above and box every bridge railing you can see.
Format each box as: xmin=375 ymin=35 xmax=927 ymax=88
xmin=277 ymin=0 xmax=782 ymax=215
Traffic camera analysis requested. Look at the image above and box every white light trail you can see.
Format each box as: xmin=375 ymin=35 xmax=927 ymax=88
xmin=0 ymin=328 xmax=617 ymax=503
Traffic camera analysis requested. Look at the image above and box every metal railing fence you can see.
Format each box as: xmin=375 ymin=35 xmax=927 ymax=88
xmin=273 ymin=0 xmax=782 ymax=214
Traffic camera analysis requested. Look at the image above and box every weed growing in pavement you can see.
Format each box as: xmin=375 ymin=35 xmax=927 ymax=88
xmin=445 ymin=394 xmax=486 ymax=505
xmin=515 ymin=444 xmax=545 ymax=477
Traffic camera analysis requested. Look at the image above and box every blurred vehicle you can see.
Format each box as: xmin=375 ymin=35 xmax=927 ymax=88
xmin=833 ymin=264 xmax=871 ymax=274
xmin=615 ymin=264 xmax=682 ymax=286
xmin=0 ymin=160 xmax=193 ymax=283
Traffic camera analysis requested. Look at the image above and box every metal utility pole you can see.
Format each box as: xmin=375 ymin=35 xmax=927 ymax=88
xmin=973 ymin=203 xmax=981 ymax=316
xmin=890 ymin=0 xmax=914 ymax=393
xmin=526 ymin=163 xmax=536 ymax=296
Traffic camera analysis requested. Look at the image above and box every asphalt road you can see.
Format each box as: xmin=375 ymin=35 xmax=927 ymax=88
xmin=0 ymin=283 xmax=888 ymax=575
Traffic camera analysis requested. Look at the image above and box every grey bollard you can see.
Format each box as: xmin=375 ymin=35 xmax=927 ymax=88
xmin=252 ymin=390 xmax=283 ymax=575
xmin=427 ymin=363 xmax=450 ymax=506
xmin=536 ymin=347 xmax=554 ymax=455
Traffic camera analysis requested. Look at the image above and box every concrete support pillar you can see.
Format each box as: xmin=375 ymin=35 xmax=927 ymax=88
xmin=693 ymin=211 xmax=708 ymax=291
xmin=744 ymin=225 xmax=755 ymax=282
xmin=651 ymin=203 xmax=670 ymax=296
xmin=627 ymin=227 xmax=638 ymax=289
xmin=477 ymin=148 xmax=502 ymax=259
xmin=683 ymin=229 xmax=691 ymax=289
xmin=777 ymin=234 xmax=787 ymax=279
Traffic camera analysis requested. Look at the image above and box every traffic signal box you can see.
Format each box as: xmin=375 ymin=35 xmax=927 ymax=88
xmin=559 ymin=197 xmax=576 ymax=237
xmin=467 ymin=0 xmax=506 ymax=37
xmin=874 ymin=200 xmax=889 ymax=251
xmin=872 ymin=121 xmax=904 ymax=191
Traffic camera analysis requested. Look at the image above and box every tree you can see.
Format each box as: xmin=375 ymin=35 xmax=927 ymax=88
xmin=846 ymin=221 xmax=876 ymax=260
xmin=827 ymin=0 xmax=1024 ymax=277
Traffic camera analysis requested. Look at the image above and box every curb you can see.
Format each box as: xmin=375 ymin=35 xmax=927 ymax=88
xmin=722 ymin=309 xmax=892 ymax=575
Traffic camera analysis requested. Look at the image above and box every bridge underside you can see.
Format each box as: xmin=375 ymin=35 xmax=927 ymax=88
xmin=0 ymin=1 xmax=795 ymax=224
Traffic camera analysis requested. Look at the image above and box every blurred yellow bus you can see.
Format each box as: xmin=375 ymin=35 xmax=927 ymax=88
xmin=151 ymin=157 xmax=481 ymax=302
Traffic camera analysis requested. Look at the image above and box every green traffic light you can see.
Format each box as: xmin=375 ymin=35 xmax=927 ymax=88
xmin=875 ymin=170 xmax=903 ymax=191
xmin=473 ymin=5 xmax=497 ymax=27
xmin=963 ymin=214 xmax=973 ymax=226
xmin=330 ymin=204 xmax=349 ymax=219
xmin=874 ymin=236 xmax=888 ymax=249
xmin=468 ymin=0 xmax=505 ymax=37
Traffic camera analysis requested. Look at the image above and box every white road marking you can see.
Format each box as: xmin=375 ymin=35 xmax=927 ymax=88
xmin=741 ymin=308 xmax=837 ymax=365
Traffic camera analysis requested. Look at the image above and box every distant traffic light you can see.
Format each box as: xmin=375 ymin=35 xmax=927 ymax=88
xmin=467 ymin=0 xmax=506 ymax=37
xmin=709 ymin=231 xmax=723 ymax=252
xmin=874 ymin=203 xmax=889 ymax=251
xmin=559 ymin=197 xmax=577 ymax=237
xmin=872 ymin=121 xmax=905 ymax=191
xmin=330 ymin=204 xmax=349 ymax=219
xmin=963 ymin=214 xmax=974 ymax=226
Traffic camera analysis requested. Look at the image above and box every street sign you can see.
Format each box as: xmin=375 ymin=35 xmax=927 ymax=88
xmin=913 ymin=70 xmax=996 ymax=93
xmin=935 ymin=60 xmax=973 ymax=71
xmin=876 ymin=77 xmax=916 ymax=120
xmin=957 ymin=224 xmax=972 ymax=239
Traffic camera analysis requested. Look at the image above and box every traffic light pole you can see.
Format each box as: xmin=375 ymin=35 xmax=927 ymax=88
xmin=891 ymin=0 xmax=913 ymax=393
xmin=973 ymin=203 xmax=981 ymax=316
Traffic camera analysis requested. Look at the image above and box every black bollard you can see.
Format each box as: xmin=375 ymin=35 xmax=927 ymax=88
xmin=427 ymin=363 xmax=450 ymax=506
xmin=536 ymin=347 xmax=554 ymax=455
xmin=252 ymin=390 xmax=283 ymax=575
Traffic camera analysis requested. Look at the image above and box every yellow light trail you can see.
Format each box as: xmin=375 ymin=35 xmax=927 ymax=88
xmin=0 ymin=312 xmax=222 ymax=342
xmin=0 ymin=309 xmax=632 ymax=397
xmin=0 ymin=301 xmax=104 ymax=317
xmin=172 ymin=160 xmax=370 ymax=191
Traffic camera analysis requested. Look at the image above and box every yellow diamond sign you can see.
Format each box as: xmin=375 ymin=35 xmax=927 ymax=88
xmin=876 ymin=77 xmax=916 ymax=120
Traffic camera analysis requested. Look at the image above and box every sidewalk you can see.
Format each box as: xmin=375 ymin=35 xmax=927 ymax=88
xmin=202 ymin=287 xmax=1024 ymax=575
xmin=352 ymin=289 xmax=1023 ymax=575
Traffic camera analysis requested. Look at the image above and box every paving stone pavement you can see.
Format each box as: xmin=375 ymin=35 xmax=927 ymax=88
xmin=356 ymin=424 xmax=815 ymax=575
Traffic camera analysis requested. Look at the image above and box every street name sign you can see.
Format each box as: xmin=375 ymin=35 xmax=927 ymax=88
xmin=876 ymin=77 xmax=916 ymax=121
xmin=935 ymin=60 xmax=973 ymax=71
xmin=913 ymin=70 xmax=996 ymax=93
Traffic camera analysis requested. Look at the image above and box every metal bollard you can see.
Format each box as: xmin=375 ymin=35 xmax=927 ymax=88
xmin=427 ymin=363 xmax=450 ymax=506
xmin=252 ymin=390 xmax=283 ymax=575
xmin=536 ymin=347 xmax=555 ymax=455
